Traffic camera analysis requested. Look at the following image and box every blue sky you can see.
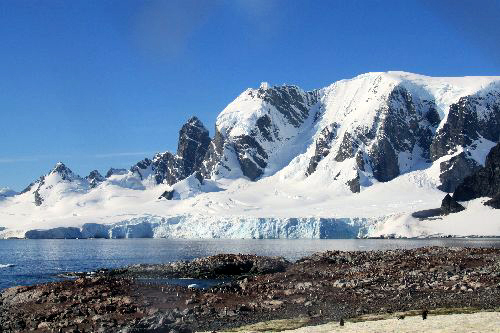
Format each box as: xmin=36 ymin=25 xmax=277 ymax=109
xmin=1 ymin=0 xmax=499 ymax=190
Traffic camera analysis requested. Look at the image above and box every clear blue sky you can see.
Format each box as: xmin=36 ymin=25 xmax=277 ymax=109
xmin=1 ymin=0 xmax=499 ymax=191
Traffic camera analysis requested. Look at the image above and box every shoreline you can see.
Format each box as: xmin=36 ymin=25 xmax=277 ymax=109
xmin=1 ymin=246 xmax=499 ymax=332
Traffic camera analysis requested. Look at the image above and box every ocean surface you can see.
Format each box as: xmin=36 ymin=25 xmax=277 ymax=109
xmin=1 ymin=238 xmax=499 ymax=290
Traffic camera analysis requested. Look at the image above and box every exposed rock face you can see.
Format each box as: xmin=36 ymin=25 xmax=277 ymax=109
xmin=440 ymin=194 xmax=465 ymax=215
xmin=306 ymin=123 xmax=339 ymax=176
xmin=437 ymin=152 xmax=481 ymax=193
xmin=320 ymin=85 xmax=437 ymax=184
xmin=453 ymin=142 xmax=500 ymax=202
xmin=177 ymin=117 xmax=211 ymax=175
xmin=346 ymin=172 xmax=360 ymax=193
xmin=430 ymin=91 xmax=500 ymax=160
xmin=200 ymin=128 xmax=232 ymax=179
xmin=85 ymin=170 xmax=105 ymax=188
xmin=132 ymin=117 xmax=211 ymax=185
xmin=202 ymin=85 xmax=319 ymax=181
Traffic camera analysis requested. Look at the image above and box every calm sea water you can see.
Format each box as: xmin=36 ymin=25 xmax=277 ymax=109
xmin=0 ymin=238 xmax=499 ymax=290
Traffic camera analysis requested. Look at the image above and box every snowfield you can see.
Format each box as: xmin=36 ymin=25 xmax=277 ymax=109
xmin=1 ymin=71 xmax=499 ymax=239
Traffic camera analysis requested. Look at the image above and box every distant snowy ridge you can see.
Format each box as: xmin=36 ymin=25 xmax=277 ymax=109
xmin=1 ymin=71 xmax=500 ymax=239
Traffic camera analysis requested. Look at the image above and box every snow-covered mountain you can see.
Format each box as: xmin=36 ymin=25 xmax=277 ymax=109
xmin=1 ymin=71 xmax=499 ymax=239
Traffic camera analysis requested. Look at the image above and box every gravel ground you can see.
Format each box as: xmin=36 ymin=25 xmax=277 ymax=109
xmin=1 ymin=247 xmax=499 ymax=332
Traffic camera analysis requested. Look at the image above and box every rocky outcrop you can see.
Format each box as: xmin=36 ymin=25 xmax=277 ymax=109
xmin=121 ymin=254 xmax=291 ymax=279
xmin=202 ymin=85 xmax=319 ymax=181
xmin=85 ymin=170 xmax=105 ymax=188
xmin=440 ymin=194 xmax=465 ymax=215
xmin=313 ymin=85 xmax=438 ymax=184
xmin=453 ymin=142 xmax=500 ymax=203
xmin=306 ymin=124 xmax=339 ymax=176
xmin=2 ymin=248 xmax=499 ymax=333
xmin=437 ymin=152 xmax=481 ymax=193
xmin=177 ymin=116 xmax=211 ymax=175
xmin=345 ymin=172 xmax=360 ymax=193
xmin=430 ymin=91 xmax=500 ymax=160
xmin=132 ymin=117 xmax=211 ymax=185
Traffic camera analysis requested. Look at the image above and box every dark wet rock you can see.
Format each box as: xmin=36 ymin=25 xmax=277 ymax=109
xmin=440 ymin=194 xmax=465 ymax=215
xmin=159 ymin=190 xmax=175 ymax=200
xmin=453 ymin=142 xmax=500 ymax=203
xmin=86 ymin=170 xmax=105 ymax=188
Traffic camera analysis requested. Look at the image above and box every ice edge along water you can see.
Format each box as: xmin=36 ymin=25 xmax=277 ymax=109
xmin=1 ymin=71 xmax=500 ymax=239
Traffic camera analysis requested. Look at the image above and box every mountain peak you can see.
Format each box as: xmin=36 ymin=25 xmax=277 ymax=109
xmin=185 ymin=116 xmax=208 ymax=131
xmin=49 ymin=162 xmax=80 ymax=182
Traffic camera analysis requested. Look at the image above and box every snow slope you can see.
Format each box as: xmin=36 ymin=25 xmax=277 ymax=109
xmin=1 ymin=71 xmax=500 ymax=239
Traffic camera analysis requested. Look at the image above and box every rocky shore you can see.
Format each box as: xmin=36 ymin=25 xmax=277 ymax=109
xmin=1 ymin=247 xmax=499 ymax=332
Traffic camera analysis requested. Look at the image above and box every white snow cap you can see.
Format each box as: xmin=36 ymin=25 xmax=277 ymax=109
xmin=259 ymin=82 xmax=270 ymax=90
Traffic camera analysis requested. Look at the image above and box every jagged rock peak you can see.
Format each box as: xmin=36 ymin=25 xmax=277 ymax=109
xmin=49 ymin=162 xmax=79 ymax=181
xmin=185 ymin=116 xmax=208 ymax=131
xmin=177 ymin=116 xmax=211 ymax=175
xmin=86 ymin=170 xmax=105 ymax=188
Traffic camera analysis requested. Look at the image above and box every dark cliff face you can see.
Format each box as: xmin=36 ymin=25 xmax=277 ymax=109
xmin=307 ymin=85 xmax=438 ymax=188
xmin=306 ymin=123 xmax=339 ymax=176
xmin=131 ymin=117 xmax=212 ymax=185
xmin=430 ymin=91 xmax=500 ymax=161
xmin=453 ymin=142 xmax=500 ymax=203
xmin=201 ymin=86 xmax=319 ymax=181
xmin=177 ymin=117 xmax=211 ymax=175
xmin=199 ymin=127 xmax=227 ymax=179
xmin=437 ymin=152 xmax=481 ymax=193
xmin=252 ymin=85 xmax=319 ymax=128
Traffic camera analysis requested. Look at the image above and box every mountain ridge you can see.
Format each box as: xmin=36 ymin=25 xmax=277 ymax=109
xmin=1 ymin=71 xmax=499 ymax=239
